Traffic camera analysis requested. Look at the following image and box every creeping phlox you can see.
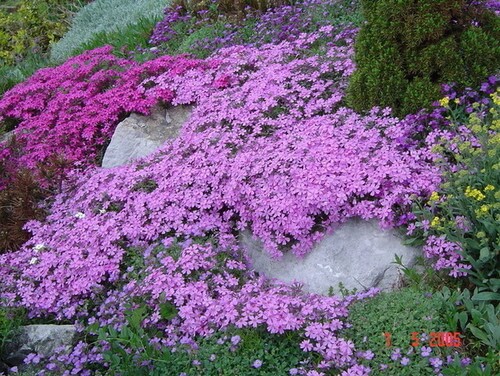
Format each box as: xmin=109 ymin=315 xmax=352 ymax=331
xmin=0 ymin=24 xmax=470 ymax=375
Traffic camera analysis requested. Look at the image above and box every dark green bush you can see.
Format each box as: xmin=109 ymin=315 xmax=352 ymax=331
xmin=347 ymin=0 xmax=500 ymax=117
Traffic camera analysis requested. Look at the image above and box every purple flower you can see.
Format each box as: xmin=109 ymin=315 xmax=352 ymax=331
xmin=391 ymin=348 xmax=402 ymax=361
xmin=401 ymin=357 xmax=410 ymax=366
xmin=231 ymin=335 xmax=241 ymax=346
xmin=360 ymin=350 xmax=374 ymax=360
xmin=460 ymin=357 xmax=471 ymax=366
xmin=429 ymin=357 xmax=443 ymax=368
xmin=253 ymin=359 xmax=263 ymax=368
xmin=421 ymin=346 xmax=432 ymax=357
xmin=289 ymin=368 xmax=299 ymax=375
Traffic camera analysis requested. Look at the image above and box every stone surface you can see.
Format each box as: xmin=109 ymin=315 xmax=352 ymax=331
xmin=0 ymin=130 xmax=13 ymax=144
xmin=241 ymin=219 xmax=420 ymax=295
xmin=101 ymin=105 xmax=192 ymax=168
xmin=7 ymin=325 xmax=76 ymax=360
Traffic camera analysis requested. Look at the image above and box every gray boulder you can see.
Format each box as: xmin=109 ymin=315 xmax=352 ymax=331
xmin=101 ymin=105 xmax=192 ymax=168
xmin=241 ymin=219 xmax=420 ymax=295
xmin=0 ymin=130 xmax=13 ymax=144
xmin=3 ymin=325 xmax=76 ymax=366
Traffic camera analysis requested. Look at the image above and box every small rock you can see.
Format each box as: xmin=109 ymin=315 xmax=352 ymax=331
xmin=101 ymin=104 xmax=192 ymax=168
xmin=14 ymin=325 xmax=76 ymax=359
xmin=0 ymin=131 xmax=13 ymax=144
xmin=3 ymin=346 xmax=32 ymax=368
xmin=241 ymin=218 xmax=420 ymax=295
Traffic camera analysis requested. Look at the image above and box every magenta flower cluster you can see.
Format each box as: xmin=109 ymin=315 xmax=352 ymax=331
xmin=0 ymin=46 xmax=214 ymax=188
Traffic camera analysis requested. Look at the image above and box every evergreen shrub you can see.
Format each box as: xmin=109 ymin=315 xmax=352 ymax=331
xmin=347 ymin=0 xmax=500 ymax=117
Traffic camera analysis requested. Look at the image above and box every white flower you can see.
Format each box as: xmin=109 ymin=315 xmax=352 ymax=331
xmin=99 ymin=208 xmax=106 ymax=214
xmin=29 ymin=257 xmax=38 ymax=265
xmin=33 ymin=244 xmax=45 ymax=252
xmin=74 ymin=212 xmax=85 ymax=219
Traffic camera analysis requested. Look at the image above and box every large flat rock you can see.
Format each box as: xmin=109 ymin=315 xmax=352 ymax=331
xmin=241 ymin=219 xmax=420 ymax=295
xmin=101 ymin=105 xmax=192 ymax=168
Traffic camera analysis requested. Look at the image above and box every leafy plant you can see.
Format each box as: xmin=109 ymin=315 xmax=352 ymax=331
xmin=0 ymin=305 xmax=24 ymax=364
xmin=341 ymin=287 xmax=458 ymax=375
xmin=73 ymin=16 xmax=162 ymax=62
xmin=0 ymin=0 xmax=72 ymax=65
xmin=438 ymin=287 xmax=499 ymax=351
xmin=347 ymin=0 xmax=500 ymax=117
xmin=409 ymin=88 xmax=500 ymax=292
xmin=89 ymin=305 xmax=309 ymax=375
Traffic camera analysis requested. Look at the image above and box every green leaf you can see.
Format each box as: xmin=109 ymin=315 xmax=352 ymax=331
xmin=471 ymin=292 xmax=500 ymax=302
xmin=159 ymin=301 xmax=178 ymax=320
xmin=479 ymin=247 xmax=490 ymax=261
xmin=457 ymin=311 xmax=468 ymax=329
xmin=127 ymin=305 xmax=147 ymax=330
xmin=468 ymin=324 xmax=488 ymax=342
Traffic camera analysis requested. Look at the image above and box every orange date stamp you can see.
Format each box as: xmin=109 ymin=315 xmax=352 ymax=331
xmin=384 ymin=331 xmax=462 ymax=348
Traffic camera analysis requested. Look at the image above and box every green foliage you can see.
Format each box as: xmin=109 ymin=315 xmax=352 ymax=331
xmin=342 ymin=287 xmax=457 ymax=375
xmin=0 ymin=1 xmax=88 ymax=96
xmin=172 ymin=0 xmax=292 ymax=16
xmin=410 ymin=91 xmax=500 ymax=293
xmin=0 ymin=0 xmax=74 ymax=65
xmin=73 ymin=16 xmax=162 ymax=62
xmin=174 ymin=22 xmax=228 ymax=58
xmin=50 ymin=0 xmax=170 ymax=63
xmin=392 ymin=254 xmax=449 ymax=292
xmin=0 ymin=52 xmax=50 ymax=95
xmin=0 ymin=306 xmax=24 ymax=360
xmin=347 ymin=0 xmax=500 ymax=117
xmin=131 ymin=178 xmax=159 ymax=193
xmin=307 ymin=0 xmax=363 ymax=28
xmin=442 ymin=353 xmax=498 ymax=376
xmin=89 ymin=306 xmax=308 ymax=375
xmin=405 ymin=91 xmax=499 ymax=372
xmin=437 ymin=287 xmax=499 ymax=352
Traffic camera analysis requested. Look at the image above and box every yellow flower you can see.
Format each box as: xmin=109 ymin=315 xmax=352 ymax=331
xmin=491 ymin=119 xmax=500 ymax=131
xmin=465 ymin=186 xmax=485 ymax=201
xmin=430 ymin=217 xmax=441 ymax=228
xmin=470 ymin=124 xmax=482 ymax=134
xmin=429 ymin=191 xmax=439 ymax=202
xmin=491 ymin=91 xmax=500 ymax=106
xmin=484 ymin=185 xmax=495 ymax=192
xmin=476 ymin=231 xmax=486 ymax=239
xmin=439 ymin=96 xmax=450 ymax=107
xmin=475 ymin=205 xmax=490 ymax=218
xmin=454 ymin=98 xmax=460 ymax=104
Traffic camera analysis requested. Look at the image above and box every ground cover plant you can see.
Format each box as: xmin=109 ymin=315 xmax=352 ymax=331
xmin=147 ymin=0 xmax=363 ymax=58
xmin=0 ymin=0 xmax=499 ymax=375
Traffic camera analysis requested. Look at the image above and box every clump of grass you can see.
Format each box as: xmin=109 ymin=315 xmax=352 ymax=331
xmin=50 ymin=0 xmax=170 ymax=63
